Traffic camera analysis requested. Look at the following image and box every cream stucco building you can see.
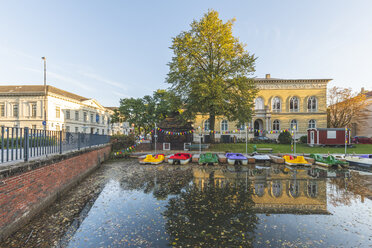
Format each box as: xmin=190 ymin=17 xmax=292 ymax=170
xmin=0 ymin=85 xmax=114 ymax=134
xmin=193 ymin=74 xmax=330 ymax=141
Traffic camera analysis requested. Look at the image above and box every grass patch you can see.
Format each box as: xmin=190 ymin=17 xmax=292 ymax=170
xmin=209 ymin=143 xmax=372 ymax=154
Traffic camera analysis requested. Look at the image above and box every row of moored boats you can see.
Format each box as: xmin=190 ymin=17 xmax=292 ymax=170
xmin=138 ymin=152 xmax=372 ymax=168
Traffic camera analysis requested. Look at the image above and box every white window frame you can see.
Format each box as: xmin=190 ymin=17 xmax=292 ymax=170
xmin=290 ymin=119 xmax=298 ymax=131
xmin=163 ymin=143 xmax=171 ymax=150
xmin=13 ymin=104 xmax=19 ymax=117
xmin=56 ymin=106 xmax=60 ymax=118
xmin=204 ymin=120 xmax=210 ymax=131
xmin=289 ymin=97 xmax=299 ymax=112
xmin=221 ymin=120 xmax=228 ymax=131
xmin=255 ymin=97 xmax=264 ymax=110
xmin=0 ymin=103 xmax=5 ymax=117
xmin=273 ymin=120 xmax=280 ymax=131
xmin=272 ymin=97 xmax=281 ymax=112
xmin=327 ymin=131 xmax=336 ymax=139
xmin=31 ymin=103 xmax=37 ymax=118
xmin=66 ymin=110 xmax=71 ymax=120
xmin=307 ymin=96 xmax=317 ymax=112
xmin=308 ymin=119 xmax=316 ymax=129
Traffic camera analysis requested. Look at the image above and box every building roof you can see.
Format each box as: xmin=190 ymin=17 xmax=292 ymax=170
xmin=105 ymin=106 xmax=119 ymax=111
xmin=254 ymin=78 xmax=332 ymax=83
xmin=0 ymin=85 xmax=89 ymax=101
xmin=365 ymin=91 xmax=372 ymax=97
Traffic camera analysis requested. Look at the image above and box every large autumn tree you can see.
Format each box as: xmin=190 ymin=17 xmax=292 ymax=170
xmin=328 ymin=86 xmax=367 ymax=128
xmin=167 ymin=10 xmax=258 ymax=141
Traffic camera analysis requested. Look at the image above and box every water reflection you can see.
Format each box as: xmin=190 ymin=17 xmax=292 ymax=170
xmin=163 ymin=169 xmax=258 ymax=247
xmin=192 ymin=166 xmax=332 ymax=215
xmin=3 ymin=161 xmax=370 ymax=248
xmin=62 ymin=164 xmax=369 ymax=247
xmin=119 ymin=165 xmax=194 ymax=200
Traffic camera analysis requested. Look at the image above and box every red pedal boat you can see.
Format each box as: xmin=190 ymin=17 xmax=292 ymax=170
xmin=168 ymin=153 xmax=192 ymax=165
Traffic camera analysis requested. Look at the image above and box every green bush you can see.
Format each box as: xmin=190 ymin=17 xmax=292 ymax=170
xmin=110 ymin=134 xmax=136 ymax=151
xmin=278 ymin=131 xmax=292 ymax=144
xmin=300 ymin=135 xmax=308 ymax=144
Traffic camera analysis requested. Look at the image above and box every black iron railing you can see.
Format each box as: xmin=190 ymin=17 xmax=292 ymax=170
xmin=0 ymin=126 xmax=110 ymax=164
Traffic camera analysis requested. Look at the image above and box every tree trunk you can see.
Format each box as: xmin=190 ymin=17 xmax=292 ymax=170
xmin=209 ymin=114 xmax=216 ymax=143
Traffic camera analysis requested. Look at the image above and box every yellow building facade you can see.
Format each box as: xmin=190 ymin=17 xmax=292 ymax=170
xmin=192 ymin=166 xmax=329 ymax=214
xmin=193 ymin=75 xmax=331 ymax=140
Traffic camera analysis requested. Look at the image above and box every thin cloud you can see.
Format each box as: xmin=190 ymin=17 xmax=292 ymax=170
xmin=112 ymin=91 xmax=130 ymax=98
xmin=79 ymin=71 xmax=127 ymax=91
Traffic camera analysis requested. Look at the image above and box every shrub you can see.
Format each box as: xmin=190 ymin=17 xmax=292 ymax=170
xmin=278 ymin=131 xmax=292 ymax=144
xmin=110 ymin=134 xmax=136 ymax=151
xmin=300 ymin=135 xmax=308 ymax=144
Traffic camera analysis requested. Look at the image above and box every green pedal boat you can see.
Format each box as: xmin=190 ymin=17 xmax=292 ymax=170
xmin=310 ymin=154 xmax=349 ymax=168
xmin=198 ymin=153 xmax=219 ymax=165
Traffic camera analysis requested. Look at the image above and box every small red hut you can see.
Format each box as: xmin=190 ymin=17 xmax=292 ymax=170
xmin=307 ymin=128 xmax=351 ymax=146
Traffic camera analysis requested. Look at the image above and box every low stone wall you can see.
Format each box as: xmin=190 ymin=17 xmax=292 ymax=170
xmin=0 ymin=144 xmax=111 ymax=240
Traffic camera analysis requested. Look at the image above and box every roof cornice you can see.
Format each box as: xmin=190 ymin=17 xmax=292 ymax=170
xmin=254 ymin=78 xmax=332 ymax=84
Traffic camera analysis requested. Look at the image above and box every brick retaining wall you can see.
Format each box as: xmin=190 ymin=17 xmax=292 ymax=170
xmin=0 ymin=144 xmax=111 ymax=240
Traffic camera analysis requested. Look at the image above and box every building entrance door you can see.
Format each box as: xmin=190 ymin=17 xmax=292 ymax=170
xmin=254 ymin=119 xmax=263 ymax=137
xmin=310 ymin=131 xmax=315 ymax=145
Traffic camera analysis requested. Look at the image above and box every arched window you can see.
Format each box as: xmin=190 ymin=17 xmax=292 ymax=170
xmin=289 ymin=97 xmax=299 ymax=112
xmin=221 ymin=120 xmax=228 ymax=131
xmin=255 ymin=183 xmax=265 ymax=197
xmin=307 ymin=96 xmax=317 ymax=112
xmin=255 ymin=97 xmax=264 ymax=110
xmin=272 ymin=97 xmax=281 ymax=112
xmin=290 ymin=120 xmax=298 ymax=131
xmin=308 ymin=119 xmax=316 ymax=129
xmin=272 ymin=181 xmax=282 ymax=197
xmin=273 ymin=120 xmax=280 ymax=131
xmin=307 ymin=181 xmax=318 ymax=197
xmin=204 ymin=120 xmax=210 ymax=131
xmin=289 ymin=181 xmax=300 ymax=198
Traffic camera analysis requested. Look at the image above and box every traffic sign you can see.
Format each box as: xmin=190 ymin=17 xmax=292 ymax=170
xmin=42 ymin=121 xmax=46 ymax=126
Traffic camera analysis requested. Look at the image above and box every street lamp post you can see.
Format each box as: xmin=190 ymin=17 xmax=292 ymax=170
xmin=345 ymin=126 xmax=348 ymax=156
xmin=154 ymin=123 xmax=157 ymax=154
xmin=41 ymin=57 xmax=47 ymax=131
xmin=293 ymin=125 xmax=297 ymax=155
xmin=245 ymin=123 xmax=248 ymax=154
xmin=198 ymin=126 xmax=202 ymax=154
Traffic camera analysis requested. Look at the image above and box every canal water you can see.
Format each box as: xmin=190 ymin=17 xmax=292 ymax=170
xmin=1 ymin=160 xmax=372 ymax=248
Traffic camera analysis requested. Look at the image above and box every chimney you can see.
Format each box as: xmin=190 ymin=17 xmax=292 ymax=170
xmin=265 ymin=74 xmax=271 ymax=79
xmin=361 ymin=87 xmax=365 ymax=93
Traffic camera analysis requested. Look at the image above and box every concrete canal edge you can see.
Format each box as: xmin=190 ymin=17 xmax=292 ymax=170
xmin=0 ymin=144 xmax=111 ymax=241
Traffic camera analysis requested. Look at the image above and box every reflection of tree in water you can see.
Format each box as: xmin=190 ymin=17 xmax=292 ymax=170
xmin=163 ymin=173 xmax=258 ymax=247
xmin=120 ymin=166 xmax=193 ymax=200
xmin=329 ymin=171 xmax=372 ymax=206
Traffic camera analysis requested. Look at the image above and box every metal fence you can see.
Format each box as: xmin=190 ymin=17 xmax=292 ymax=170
xmin=0 ymin=126 xmax=110 ymax=164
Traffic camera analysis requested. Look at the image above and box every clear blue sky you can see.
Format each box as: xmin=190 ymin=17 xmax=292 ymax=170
xmin=1 ymin=0 xmax=371 ymax=106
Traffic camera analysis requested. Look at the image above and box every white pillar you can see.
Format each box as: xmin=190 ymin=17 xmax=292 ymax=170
xmin=268 ymin=117 xmax=271 ymax=131
xmin=265 ymin=118 xmax=269 ymax=131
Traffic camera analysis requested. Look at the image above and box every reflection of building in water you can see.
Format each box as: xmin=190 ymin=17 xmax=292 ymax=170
xmin=193 ymin=167 xmax=329 ymax=214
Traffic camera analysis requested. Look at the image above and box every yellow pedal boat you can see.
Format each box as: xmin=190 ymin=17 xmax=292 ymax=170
xmin=283 ymin=155 xmax=312 ymax=166
xmin=139 ymin=154 xmax=165 ymax=165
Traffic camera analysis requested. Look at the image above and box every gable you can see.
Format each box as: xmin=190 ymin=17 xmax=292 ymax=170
xmin=82 ymin=99 xmax=105 ymax=110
